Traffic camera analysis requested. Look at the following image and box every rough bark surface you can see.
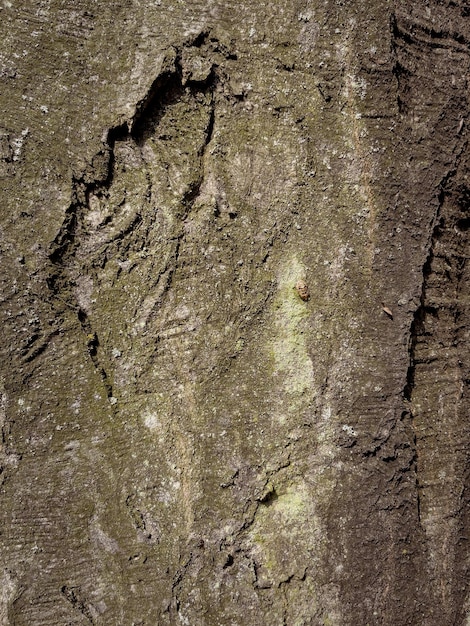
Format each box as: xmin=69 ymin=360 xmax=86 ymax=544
xmin=0 ymin=1 xmax=469 ymax=624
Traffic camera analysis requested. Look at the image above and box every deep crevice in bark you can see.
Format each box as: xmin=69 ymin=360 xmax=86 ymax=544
xmin=403 ymin=144 xmax=470 ymax=618
xmin=46 ymin=47 xmax=217 ymax=400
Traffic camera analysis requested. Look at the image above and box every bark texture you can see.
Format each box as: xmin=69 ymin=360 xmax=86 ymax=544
xmin=0 ymin=0 xmax=469 ymax=624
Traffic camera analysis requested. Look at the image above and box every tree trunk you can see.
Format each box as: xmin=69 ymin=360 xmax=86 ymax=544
xmin=1 ymin=1 xmax=469 ymax=624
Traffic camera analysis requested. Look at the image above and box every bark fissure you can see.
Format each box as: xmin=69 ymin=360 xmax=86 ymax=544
xmin=46 ymin=46 xmax=217 ymax=400
xmin=401 ymin=125 xmax=470 ymax=617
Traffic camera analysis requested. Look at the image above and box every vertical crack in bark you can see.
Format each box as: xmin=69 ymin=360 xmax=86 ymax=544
xmin=404 ymin=119 xmax=468 ymax=525
xmin=389 ymin=12 xmax=406 ymax=115
xmin=46 ymin=46 xmax=217 ymax=402
xmin=404 ymin=184 xmax=449 ymax=527
xmin=47 ymin=141 xmax=119 ymax=401
xmin=404 ymin=271 xmax=426 ymax=524
xmin=403 ymin=129 xmax=470 ymax=623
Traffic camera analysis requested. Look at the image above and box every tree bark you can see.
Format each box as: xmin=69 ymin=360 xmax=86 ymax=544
xmin=0 ymin=1 xmax=469 ymax=624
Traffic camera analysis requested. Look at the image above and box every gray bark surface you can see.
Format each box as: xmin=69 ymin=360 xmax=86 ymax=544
xmin=0 ymin=1 xmax=469 ymax=624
